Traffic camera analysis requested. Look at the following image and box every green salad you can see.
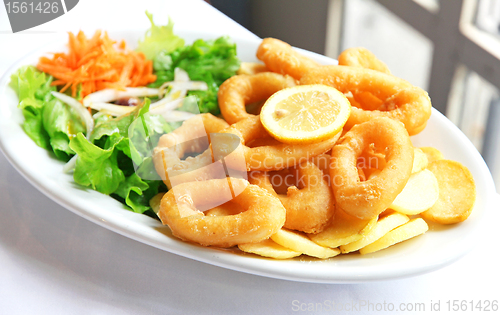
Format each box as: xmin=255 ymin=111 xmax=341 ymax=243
xmin=9 ymin=13 xmax=240 ymax=217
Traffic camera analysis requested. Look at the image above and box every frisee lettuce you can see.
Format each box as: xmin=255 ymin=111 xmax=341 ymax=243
xmin=69 ymin=99 xmax=171 ymax=216
xmin=10 ymin=66 xmax=84 ymax=160
xmin=137 ymin=11 xmax=185 ymax=60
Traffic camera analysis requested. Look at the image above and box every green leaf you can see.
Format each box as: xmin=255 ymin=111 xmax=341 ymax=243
xmin=70 ymin=133 xmax=125 ymax=195
xmin=20 ymin=107 xmax=51 ymax=150
xmin=150 ymin=36 xmax=240 ymax=114
xmin=42 ymin=99 xmax=85 ymax=160
xmin=136 ymin=11 xmax=185 ymax=60
xmin=114 ymin=173 xmax=152 ymax=213
xmin=10 ymin=66 xmax=54 ymax=101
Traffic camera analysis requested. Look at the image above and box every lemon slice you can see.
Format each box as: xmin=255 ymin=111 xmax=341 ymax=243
xmin=260 ymin=84 xmax=351 ymax=144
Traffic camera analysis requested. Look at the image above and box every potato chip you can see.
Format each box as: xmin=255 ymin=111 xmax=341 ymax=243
xmin=421 ymin=160 xmax=476 ymax=224
xmin=238 ymin=239 xmax=302 ymax=259
xmin=308 ymin=207 xmax=378 ymax=248
xmin=412 ymin=147 xmax=428 ymax=173
xmin=359 ymin=218 xmax=428 ymax=254
xmin=271 ymin=229 xmax=340 ymax=259
xmin=340 ymin=212 xmax=409 ymax=253
xmin=420 ymin=146 xmax=444 ymax=163
xmin=390 ymin=169 xmax=439 ymax=215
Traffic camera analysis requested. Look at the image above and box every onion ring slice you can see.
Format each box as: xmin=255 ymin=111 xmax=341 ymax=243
xmin=338 ymin=47 xmax=391 ymax=74
xmin=330 ymin=117 xmax=414 ymax=219
xmin=152 ymin=113 xmax=229 ymax=188
xmin=218 ymin=72 xmax=296 ymax=124
xmin=300 ymin=65 xmax=432 ymax=135
xmin=256 ymin=38 xmax=320 ymax=80
xmin=249 ymin=161 xmax=335 ymax=234
xmin=158 ymin=178 xmax=286 ymax=247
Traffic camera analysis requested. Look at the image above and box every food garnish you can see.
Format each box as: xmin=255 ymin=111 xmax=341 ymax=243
xmin=37 ymin=30 xmax=156 ymax=99
xmin=259 ymin=84 xmax=351 ymax=144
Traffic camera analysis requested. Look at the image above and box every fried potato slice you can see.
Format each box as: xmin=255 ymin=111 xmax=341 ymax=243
xmin=238 ymin=239 xmax=302 ymax=259
xmin=271 ymin=229 xmax=340 ymax=259
xmin=390 ymin=169 xmax=439 ymax=215
xmin=421 ymin=160 xmax=476 ymax=224
xmin=340 ymin=212 xmax=409 ymax=253
xmin=308 ymin=207 xmax=378 ymax=248
xmin=412 ymin=147 xmax=428 ymax=173
xmin=359 ymin=218 xmax=428 ymax=254
xmin=420 ymin=146 xmax=444 ymax=163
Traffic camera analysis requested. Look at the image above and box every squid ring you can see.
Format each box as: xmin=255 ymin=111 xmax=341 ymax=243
xmin=338 ymin=47 xmax=391 ymax=74
xmin=213 ymin=115 xmax=341 ymax=172
xmin=300 ymin=65 xmax=431 ymax=135
xmin=330 ymin=117 xmax=414 ymax=220
xmin=256 ymin=38 xmax=320 ymax=80
xmin=249 ymin=161 xmax=335 ymax=234
xmin=218 ymin=72 xmax=296 ymax=124
xmin=153 ymin=113 xmax=229 ymax=188
xmin=158 ymin=178 xmax=286 ymax=247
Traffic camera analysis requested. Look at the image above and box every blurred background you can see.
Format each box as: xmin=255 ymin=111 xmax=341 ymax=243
xmin=211 ymin=0 xmax=500 ymax=193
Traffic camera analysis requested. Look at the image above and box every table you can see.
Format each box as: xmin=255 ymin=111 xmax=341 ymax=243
xmin=1 ymin=1 xmax=498 ymax=313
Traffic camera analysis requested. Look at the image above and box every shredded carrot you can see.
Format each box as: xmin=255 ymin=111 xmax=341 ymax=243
xmin=37 ymin=30 xmax=157 ymax=99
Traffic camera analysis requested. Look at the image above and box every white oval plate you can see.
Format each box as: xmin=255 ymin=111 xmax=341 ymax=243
xmin=0 ymin=30 xmax=496 ymax=283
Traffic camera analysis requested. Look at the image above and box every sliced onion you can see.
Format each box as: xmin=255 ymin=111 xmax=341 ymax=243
xmin=63 ymin=155 xmax=77 ymax=173
xmin=161 ymin=110 xmax=197 ymax=122
xmin=150 ymin=97 xmax=183 ymax=112
xmin=51 ymin=91 xmax=94 ymax=138
xmin=87 ymin=102 xmax=136 ymax=116
xmin=159 ymin=68 xmax=191 ymax=98
xmin=174 ymin=67 xmax=189 ymax=81
xmin=158 ymin=81 xmax=208 ymax=94
xmin=82 ymin=87 xmax=159 ymax=108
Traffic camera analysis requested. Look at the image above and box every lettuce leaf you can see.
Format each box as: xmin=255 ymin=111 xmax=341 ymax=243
xmin=137 ymin=11 xmax=185 ymax=60
xmin=69 ymin=99 xmax=170 ymax=214
xmin=70 ymin=132 xmax=126 ymax=194
xmin=10 ymin=66 xmax=84 ymax=160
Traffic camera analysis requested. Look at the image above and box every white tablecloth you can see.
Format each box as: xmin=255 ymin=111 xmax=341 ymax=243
xmin=0 ymin=1 xmax=498 ymax=314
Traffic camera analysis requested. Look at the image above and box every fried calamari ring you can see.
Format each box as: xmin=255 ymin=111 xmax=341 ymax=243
xmin=338 ymin=48 xmax=395 ymax=122
xmin=218 ymin=72 xmax=296 ymax=124
xmin=300 ymin=65 xmax=431 ymax=135
xmin=256 ymin=38 xmax=320 ymax=80
xmin=158 ymin=178 xmax=286 ymax=247
xmin=153 ymin=114 xmax=229 ymax=188
xmin=213 ymin=115 xmax=341 ymax=171
xmin=330 ymin=117 xmax=414 ymax=220
xmin=249 ymin=161 xmax=334 ymax=234
xmin=338 ymin=47 xmax=391 ymax=74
